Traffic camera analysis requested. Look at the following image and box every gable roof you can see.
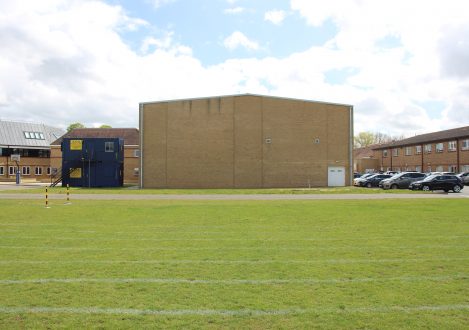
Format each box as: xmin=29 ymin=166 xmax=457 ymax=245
xmin=140 ymin=93 xmax=353 ymax=108
xmin=353 ymin=145 xmax=377 ymax=159
xmin=372 ymin=126 xmax=469 ymax=150
xmin=51 ymin=128 xmax=139 ymax=146
xmin=0 ymin=120 xmax=65 ymax=149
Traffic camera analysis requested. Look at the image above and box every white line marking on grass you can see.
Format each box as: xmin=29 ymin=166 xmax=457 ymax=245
xmin=1 ymin=235 xmax=468 ymax=242
xmin=0 ymin=275 xmax=466 ymax=285
xmin=0 ymin=305 xmax=467 ymax=316
xmin=0 ymin=244 xmax=466 ymax=252
xmin=1 ymin=257 xmax=468 ymax=265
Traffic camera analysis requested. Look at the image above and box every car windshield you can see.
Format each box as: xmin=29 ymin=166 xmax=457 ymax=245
xmin=423 ymin=174 xmax=438 ymax=182
xmin=390 ymin=173 xmax=404 ymax=179
xmin=360 ymin=173 xmax=372 ymax=178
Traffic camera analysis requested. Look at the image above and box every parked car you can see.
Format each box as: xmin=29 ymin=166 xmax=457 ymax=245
xmin=359 ymin=174 xmax=393 ymax=188
xmin=457 ymin=172 xmax=469 ymax=185
xmin=409 ymin=174 xmax=464 ymax=192
xmin=353 ymin=172 xmax=362 ymax=179
xmin=353 ymin=173 xmax=375 ymax=186
xmin=425 ymin=171 xmax=456 ymax=177
xmin=383 ymin=171 xmax=399 ymax=175
xmin=380 ymin=172 xmax=426 ymax=189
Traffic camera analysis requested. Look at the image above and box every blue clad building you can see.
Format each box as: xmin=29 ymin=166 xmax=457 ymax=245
xmin=61 ymin=138 xmax=124 ymax=187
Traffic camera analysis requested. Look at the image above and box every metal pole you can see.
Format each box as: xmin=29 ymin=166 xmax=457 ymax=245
xmin=45 ymin=187 xmax=50 ymax=208
xmin=65 ymin=183 xmax=71 ymax=204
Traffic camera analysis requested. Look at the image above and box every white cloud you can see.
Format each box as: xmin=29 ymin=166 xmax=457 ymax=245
xmin=223 ymin=31 xmax=259 ymax=51
xmin=1 ymin=0 xmax=469 ymax=138
xmin=288 ymin=0 xmax=469 ymax=135
xmin=148 ymin=0 xmax=176 ymax=9
xmin=224 ymin=7 xmax=245 ymax=15
xmin=264 ymin=10 xmax=286 ymax=25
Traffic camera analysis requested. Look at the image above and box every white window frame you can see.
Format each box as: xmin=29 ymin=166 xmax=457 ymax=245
xmin=415 ymin=145 xmax=422 ymax=154
xmin=9 ymin=166 xmax=17 ymax=175
xmin=35 ymin=167 xmax=43 ymax=175
xmin=461 ymin=165 xmax=469 ymax=172
xmin=392 ymin=148 xmax=399 ymax=157
xmin=448 ymin=141 xmax=457 ymax=151
xmin=426 ymin=165 xmax=432 ymax=172
xmin=134 ymin=168 xmax=139 ymax=176
xmin=435 ymin=143 xmax=444 ymax=153
xmin=133 ymin=150 xmax=140 ymax=157
xmin=105 ymin=141 xmax=114 ymax=152
xmin=435 ymin=165 xmax=443 ymax=172
xmin=405 ymin=147 xmax=412 ymax=156
xmin=47 ymin=167 xmax=51 ymax=175
xmin=462 ymin=139 xmax=469 ymax=150
xmin=22 ymin=166 xmax=30 ymax=175
xmin=415 ymin=166 xmax=422 ymax=172
xmin=424 ymin=144 xmax=432 ymax=153
xmin=383 ymin=149 xmax=388 ymax=157
xmin=0 ymin=166 xmax=4 ymax=175
xmin=448 ymin=165 xmax=457 ymax=173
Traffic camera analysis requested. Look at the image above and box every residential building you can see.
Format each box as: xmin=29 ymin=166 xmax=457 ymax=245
xmin=51 ymin=128 xmax=140 ymax=184
xmin=372 ymin=126 xmax=469 ymax=173
xmin=353 ymin=145 xmax=380 ymax=173
xmin=139 ymin=94 xmax=353 ymax=188
xmin=0 ymin=120 xmax=64 ymax=182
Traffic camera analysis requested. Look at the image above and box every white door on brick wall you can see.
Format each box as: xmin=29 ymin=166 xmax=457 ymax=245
xmin=328 ymin=166 xmax=345 ymax=187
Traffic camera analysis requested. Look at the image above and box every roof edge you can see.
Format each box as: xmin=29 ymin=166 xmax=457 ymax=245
xmin=139 ymin=93 xmax=353 ymax=108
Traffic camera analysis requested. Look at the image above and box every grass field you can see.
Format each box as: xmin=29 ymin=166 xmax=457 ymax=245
xmin=0 ymin=198 xmax=468 ymax=328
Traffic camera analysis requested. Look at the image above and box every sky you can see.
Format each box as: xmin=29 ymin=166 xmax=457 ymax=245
xmin=1 ymin=0 xmax=469 ymax=136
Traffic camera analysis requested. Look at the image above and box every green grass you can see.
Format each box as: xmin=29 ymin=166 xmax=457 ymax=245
xmin=0 ymin=185 xmax=428 ymax=195
xmin=0 ymin=199 xmax=468 ymax=328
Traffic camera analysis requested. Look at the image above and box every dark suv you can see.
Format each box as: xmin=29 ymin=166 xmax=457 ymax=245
xmin=409 ymin=174 xmax=464 ymax=192
xmin=380 ymin=172 xmax=426 ymax=189
xmin=359 ymin=174 xmax=392 ymax=188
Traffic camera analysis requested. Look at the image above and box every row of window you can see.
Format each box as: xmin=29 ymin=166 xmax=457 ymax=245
xmin=383 ymin=139 xmax=469 ymax=157
xmin=385 ymin=165 xmax=469 ymax=173
xmin=0 ymin=166 xmax=51 ymax=176
xmin=23 ymin=131 xmax=45 ymax=140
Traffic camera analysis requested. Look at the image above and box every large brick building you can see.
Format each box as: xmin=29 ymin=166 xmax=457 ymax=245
xmin=0 ymin=120 xmax=64 ymax=182
xmin=139 ymin=94 xmax=353 ymax=188
xmin=51 ymin=128 xmax=140 ymax=184
xmin=372 ymin=126 xmax=469 ymax=173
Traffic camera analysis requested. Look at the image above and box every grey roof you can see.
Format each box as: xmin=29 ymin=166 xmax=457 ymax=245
xmin=372 ymin=125 xmax=469 ymax=150
xmin=0 ymin=120 xmax=65 ymax=149
xmin=140 ymin=93 xmax=354 ymax=108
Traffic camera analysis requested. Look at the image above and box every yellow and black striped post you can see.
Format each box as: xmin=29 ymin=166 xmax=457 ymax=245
xmin=65 ymin=184 xmax=71 ymax=204
xmin=45 ymin=187 xmax=50 ymax=208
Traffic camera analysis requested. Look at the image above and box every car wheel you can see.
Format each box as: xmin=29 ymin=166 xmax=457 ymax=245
xmin=391 ymin=184 xmax=398 ymax=189
xmin=366 ymin=182 xmax=372 ymax=188
xmin=453 ymin=185 xmax=461 ymax=193
xmin=422 ymin=185 xmax=430 ymax=191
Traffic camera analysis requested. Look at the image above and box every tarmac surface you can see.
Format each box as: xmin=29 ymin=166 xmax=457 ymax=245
xmin=0 ymin=182 xmax=468 ymax=200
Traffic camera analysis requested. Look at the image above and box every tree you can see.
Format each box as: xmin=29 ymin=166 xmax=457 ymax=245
xmin=66 ymin=122 xmax=85 ymax=132
xmin=354 ymin=131 xmax=376 ymax=148
xmin=354 ymin=131 xmax=405 ymax=148
xmin=99 ymin=125 xmax=112 ymax=128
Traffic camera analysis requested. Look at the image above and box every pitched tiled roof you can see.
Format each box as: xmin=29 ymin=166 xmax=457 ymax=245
xmin=372 ymin=126 xmax=469 ymax=150
xmin=0 ymin=120 xmax=65 ymax=148
xmin=353 ymin=146 xmax=377 ymax=159
xmin=51 ymin=128 xmax=139 ymax=146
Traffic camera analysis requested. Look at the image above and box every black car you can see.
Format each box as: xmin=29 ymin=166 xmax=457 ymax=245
xmin=409 ymin=174 xmax=464 ymax=192
xmin=359 ymin=174 xmax=392 ymax=188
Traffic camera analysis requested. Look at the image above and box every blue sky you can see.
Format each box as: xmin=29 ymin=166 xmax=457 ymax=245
xmin=113 ymin=0 xmax=337 ymax=65
xmin=0 ymin=0 xmax=468 ymax=135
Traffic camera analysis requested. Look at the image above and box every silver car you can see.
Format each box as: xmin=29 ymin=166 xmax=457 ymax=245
xmin=457 ymin=172 xmax=469 ymax=185
xmin=380 ymin=172 xmax=426 ymax=189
